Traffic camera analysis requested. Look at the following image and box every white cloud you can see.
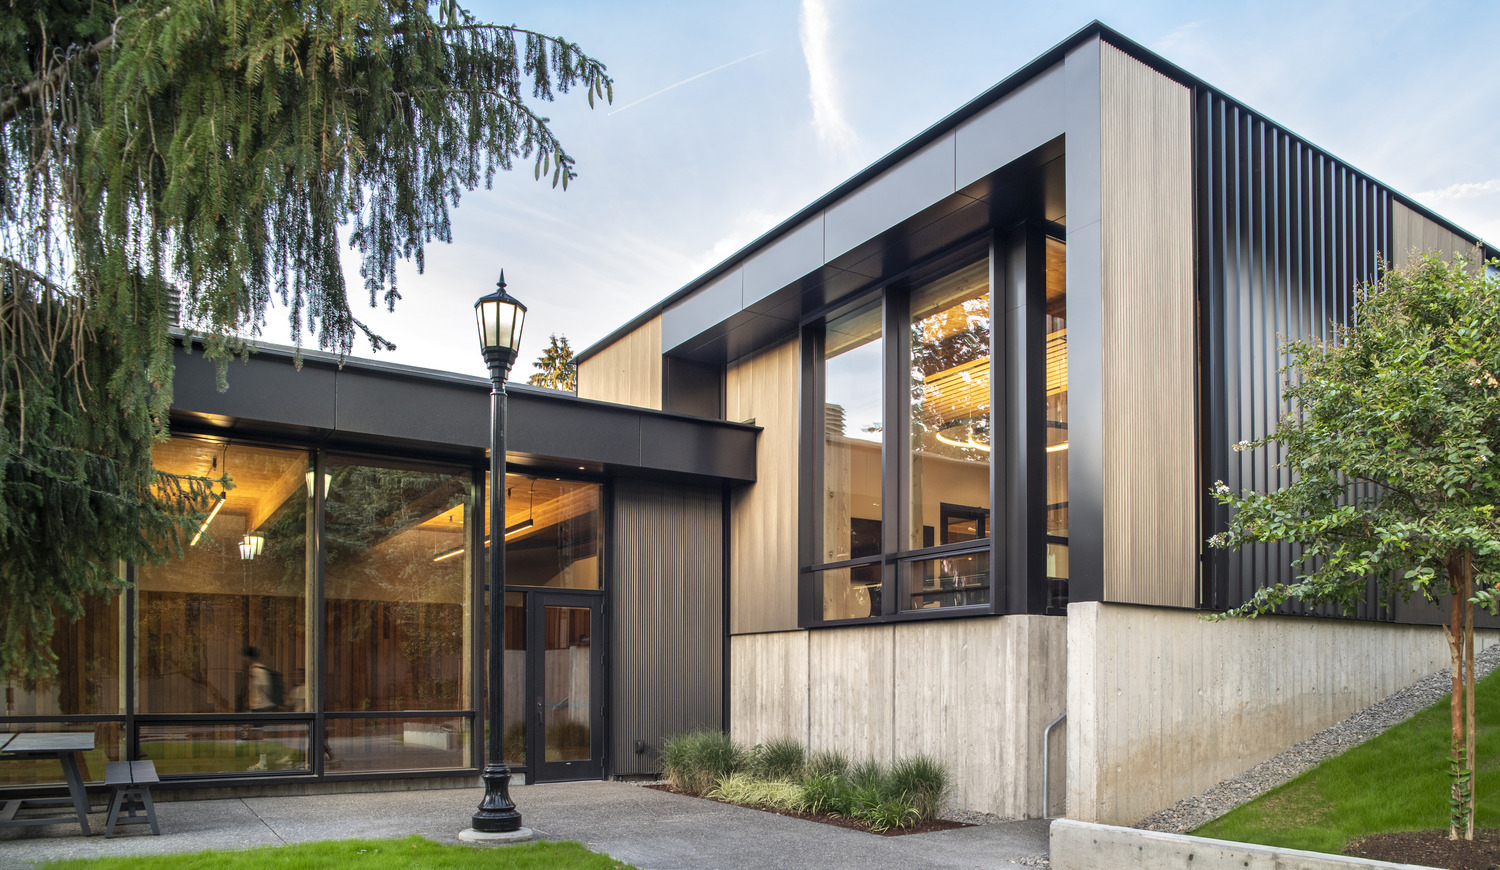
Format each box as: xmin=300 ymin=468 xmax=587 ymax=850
xmin=799 ymin=0 xmax=856 ymax=155
xmin=1415 ymin=178 xmax=1500 ymax=203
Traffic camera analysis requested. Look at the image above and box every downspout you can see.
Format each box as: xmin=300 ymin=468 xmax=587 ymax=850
xmin=1042 ymin=711 xmax=1066 ymax=819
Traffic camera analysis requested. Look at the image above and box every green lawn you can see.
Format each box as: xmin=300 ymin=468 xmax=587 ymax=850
xmin=1193 ymin=665 xmax=1500 ymax=854
xmin=40 ymin=836 xmax=637 ymax=870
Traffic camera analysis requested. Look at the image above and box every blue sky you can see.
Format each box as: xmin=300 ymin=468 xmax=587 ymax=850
xmin=326 ymin=0 xmax=1499 ymax=380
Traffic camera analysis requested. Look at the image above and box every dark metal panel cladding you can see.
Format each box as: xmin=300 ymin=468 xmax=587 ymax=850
xmin=1196 ymin=90 xmax=1393 ymax=618
xmin=609 ymin=478 xmax=724 ymax=776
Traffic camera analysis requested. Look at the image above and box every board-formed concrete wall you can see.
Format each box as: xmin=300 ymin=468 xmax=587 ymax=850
xmin=730 ymin=615 xmax=1066 ymax=819
xmin=1066 ymin=601 xmax=1500 ymax=825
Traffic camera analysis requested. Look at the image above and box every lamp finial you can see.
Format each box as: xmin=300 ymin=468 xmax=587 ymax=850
xmin=497 ymin=270 xmax=507 ymax=293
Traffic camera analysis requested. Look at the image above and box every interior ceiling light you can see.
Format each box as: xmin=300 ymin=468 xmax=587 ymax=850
xmin=1045 ymin=442 xmax=1070 ymax=453
xmin=189 ymin=492 xmax=227 ymax=547
xmin=239 ymin=533 xmax=265 ymax=561
xmin=935 ymin=417 xmax=991 ymax=453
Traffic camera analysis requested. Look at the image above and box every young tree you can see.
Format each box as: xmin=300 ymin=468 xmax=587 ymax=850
xmin=0 ymin=0 xmax=612 ymax=681
xmin=527 ymin=333 xmax=577 ymax=392
xmin=1211 ymin=253 xmax=1500 ymax=840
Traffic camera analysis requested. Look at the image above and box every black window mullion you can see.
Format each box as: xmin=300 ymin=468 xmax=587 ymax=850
xmin=883 ymin=288 xmax=908 ymax=617
xmin=798 ymin=324 xmax=826 ymax=626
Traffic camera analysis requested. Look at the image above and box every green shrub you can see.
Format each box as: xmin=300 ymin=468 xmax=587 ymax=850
xmin=798 ymin=772 xmax=845 ymax=814
xmin=847 ymin=759 xmax=889 ymax=791
xmin=748 ymin=737 xmax=806 ymax=781
xmin=660 ymin=730 xmax=744 ymax=795
xmin=708 ymin=772 xmax=804 ymax=811
xmin=861 ymin=797 xmax=920 ymax=832
xmin=888 ymin=754 xmax=948 ymax=820
xmin=804 ymin=749 xmax=849 ymax=779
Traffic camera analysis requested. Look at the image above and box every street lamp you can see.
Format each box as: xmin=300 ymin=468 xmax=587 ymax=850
xmin=464 ymin=271 xmax=529 ymax=841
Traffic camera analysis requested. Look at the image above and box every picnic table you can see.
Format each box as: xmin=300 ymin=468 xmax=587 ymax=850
xmin=0 ymin=731 xmax=96 ymax=835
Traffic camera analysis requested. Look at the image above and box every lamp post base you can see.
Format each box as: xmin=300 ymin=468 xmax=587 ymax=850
xmin=459 ymin=826 xmax=534 ymax=844
xmin=470 ymin=762 xmax=523 ymax=832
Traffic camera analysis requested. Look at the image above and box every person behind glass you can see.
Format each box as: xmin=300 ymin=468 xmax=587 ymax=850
xmin=244 ymin=646 xmax=278 ymax=771
xmin=244 ymin=646 xmax=277 ymax=713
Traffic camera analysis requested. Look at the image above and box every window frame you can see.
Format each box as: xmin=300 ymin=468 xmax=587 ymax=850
xmin=797 ymin=225 xmax=1062 ymax=627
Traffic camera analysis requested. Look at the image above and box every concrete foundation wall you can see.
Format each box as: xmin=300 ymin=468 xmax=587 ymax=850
xmin=1066 ymin=601 xmax=1499 ymax=825
xmin=730 ymin=615 xmax=1066 ymax=819
xmin=1051 ymin=819 xmax=1431 ymax=870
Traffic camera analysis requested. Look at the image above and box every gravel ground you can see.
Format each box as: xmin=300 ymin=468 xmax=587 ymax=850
xmin=1135 ymin=640 xmax=1500 ymax=833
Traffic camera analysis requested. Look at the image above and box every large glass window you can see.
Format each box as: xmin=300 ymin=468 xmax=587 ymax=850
xmin=904 ymin=260 xmax=992 ymax=610
xmin=805 ymin=235 xmax=1063 ymax=623
xmin=138 ymin=441 xmax=310 ymax=720
xmin=821 ymin=302 xmax=884 ymax=620
xmin=1044 ymin=237 xmax=1069 ymax=613
xmin=494 ymin=474 xmax=602 ymax=589
xmin=323 ymin=458 xmax=471 ymax=715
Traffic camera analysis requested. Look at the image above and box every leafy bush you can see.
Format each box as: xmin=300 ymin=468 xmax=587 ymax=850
xmin=848 ymin=759 xmax=888 ymax=791
xmin=798 ymin=772 xmax=845 ymax=815
xmin=660 ymin=730 xmax=745 ymax=795
xmin=748 ymin=737 xmax=806 ymax=781
xmin=888 ymin=754 xmax=948 ymax=820
xmin=708 ymin=772 xmax=804 ymax=811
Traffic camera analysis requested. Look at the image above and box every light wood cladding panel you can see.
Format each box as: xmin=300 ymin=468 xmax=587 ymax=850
xmin=725 ymin=337 xmax=800 ymax=634
xmin=1098 ymin=44 xmax=1196 ymax=608
xmin=1393 ymin=201 xmax=1478 ymax=269
xmin=576 ymin=318 xmax=662 ymax=409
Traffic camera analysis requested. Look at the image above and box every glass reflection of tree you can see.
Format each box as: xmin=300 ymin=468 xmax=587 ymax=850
xmin=911 ymin=296 xmax=991 ymax=462
xmin=323 ymin=466 xmax=469 ymax=710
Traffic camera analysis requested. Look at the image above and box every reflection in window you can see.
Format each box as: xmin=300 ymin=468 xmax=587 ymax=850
xmin=541 ymin=606 xmax=592 ymax=762
xmin=489 ymin=474 xmax=602 ymax=589
xmin=905 ymin=551 xmax=990 ymax=610
xmin=1044 ymin=237 xmax=1069 ymax=613
xmin=3 ymin=597 xmax=121 ymax=718
xmin=822 ymin=302 xmax=883 ymax=620
xmin=138 ymin=440 xmax=309 ymax=715
xmin=908 ymin=260 xmax=991 ymax=553
xmin=323 ymin=458 xmax=470 ymax=713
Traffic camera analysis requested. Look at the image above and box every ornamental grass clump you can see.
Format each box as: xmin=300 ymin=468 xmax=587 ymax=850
xmin=660 ymin=730 xmax=745 ymax=795
xmin=889 ymin=754 xmax=949 ymax=820
xmin=748 ymin=737 xmax=806 ymax=781
xmin=708 ymin=772 xmax=804 ymax=811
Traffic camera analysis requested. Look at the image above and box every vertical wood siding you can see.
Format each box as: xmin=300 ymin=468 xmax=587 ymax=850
xmin=1392 ymin=201 xmax=1479 ymax=268
xmin=576 ymin=318 xmax=663 ymax=409
xmin=725 ymin=337 xmax=800 ymax=634
xmin=1196 ymin=89 xmax=1395 ymax=615
xmin=610 ymin=478 xmax=723 ymax=774
xmin=1099 ymin=44 xmax=1196 ymax=607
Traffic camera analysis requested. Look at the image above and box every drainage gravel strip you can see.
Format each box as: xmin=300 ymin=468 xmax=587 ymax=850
xmin=1135 ymin=640 xmax=1500 ymax=834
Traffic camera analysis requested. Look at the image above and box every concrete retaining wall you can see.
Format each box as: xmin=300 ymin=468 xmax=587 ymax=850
xmin=1066 ymin=601 xmax=1499 ymax=825
xmin=1051 ymin=819 xmax=1432 ymax=870
xmin=730 ymin=614 xmax=1067 ymax=819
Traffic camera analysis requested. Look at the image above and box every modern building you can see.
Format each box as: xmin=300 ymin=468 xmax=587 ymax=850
xmin=3 ymin=21 xmax=1495 ymax=825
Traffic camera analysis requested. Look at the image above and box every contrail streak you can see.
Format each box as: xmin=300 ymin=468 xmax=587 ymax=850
xmin=607 ymin=49 xmax=771 ymax=115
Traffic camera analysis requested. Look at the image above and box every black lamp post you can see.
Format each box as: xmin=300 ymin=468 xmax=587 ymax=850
xmin=470 ymin=271 xmax=527 ymax=835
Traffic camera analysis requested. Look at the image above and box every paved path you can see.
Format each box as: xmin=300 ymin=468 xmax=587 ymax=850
xmin=0 ymin=781 xmax=1051 ymax=869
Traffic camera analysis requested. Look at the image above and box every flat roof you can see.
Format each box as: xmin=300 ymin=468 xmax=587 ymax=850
xmin=577 ymin=19 xmax=1493 ymax=364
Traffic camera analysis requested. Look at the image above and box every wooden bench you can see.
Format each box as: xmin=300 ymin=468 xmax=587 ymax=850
xmin=103 ymin=760 xmax=160 ymax=837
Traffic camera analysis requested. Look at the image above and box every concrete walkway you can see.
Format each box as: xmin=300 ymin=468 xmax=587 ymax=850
xmin=0 ymin=781 xmax=1052 ymax=869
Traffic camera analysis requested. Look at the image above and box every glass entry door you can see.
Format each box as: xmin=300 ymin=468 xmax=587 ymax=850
xmin=526 ymin=594 xmax=602 ymax=782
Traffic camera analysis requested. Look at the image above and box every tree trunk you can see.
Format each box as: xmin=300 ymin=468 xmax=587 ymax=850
xmin=1464 ymin=549 xmax=1476 ymax=841
xmin=1446 ymin=550 xmax=1472 ymax=841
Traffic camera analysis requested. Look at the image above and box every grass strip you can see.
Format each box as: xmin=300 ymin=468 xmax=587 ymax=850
xmin=1193 ymin=666 xmax=1500 ymax=854
xmin=40 ymin=835 xmax=637 ymax=870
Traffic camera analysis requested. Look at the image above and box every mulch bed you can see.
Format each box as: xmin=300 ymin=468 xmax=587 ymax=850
xmin=643 ymin=782 xmax=970 ymax=837
xmin=1344 ymin=828 xmax=1500 ymax=870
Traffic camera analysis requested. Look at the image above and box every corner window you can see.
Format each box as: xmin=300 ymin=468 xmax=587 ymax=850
xmin=803 ymin=233 xmax=1065 ymax=624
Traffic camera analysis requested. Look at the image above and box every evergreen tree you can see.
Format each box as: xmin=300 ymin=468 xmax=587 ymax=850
xmin=0 ymin=0 xmax=611 ymax=680
xmin=527 ymin=333 xmax=576 ymax=392
xmin=1211 ymin=253 xmax=1500 ymax=840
